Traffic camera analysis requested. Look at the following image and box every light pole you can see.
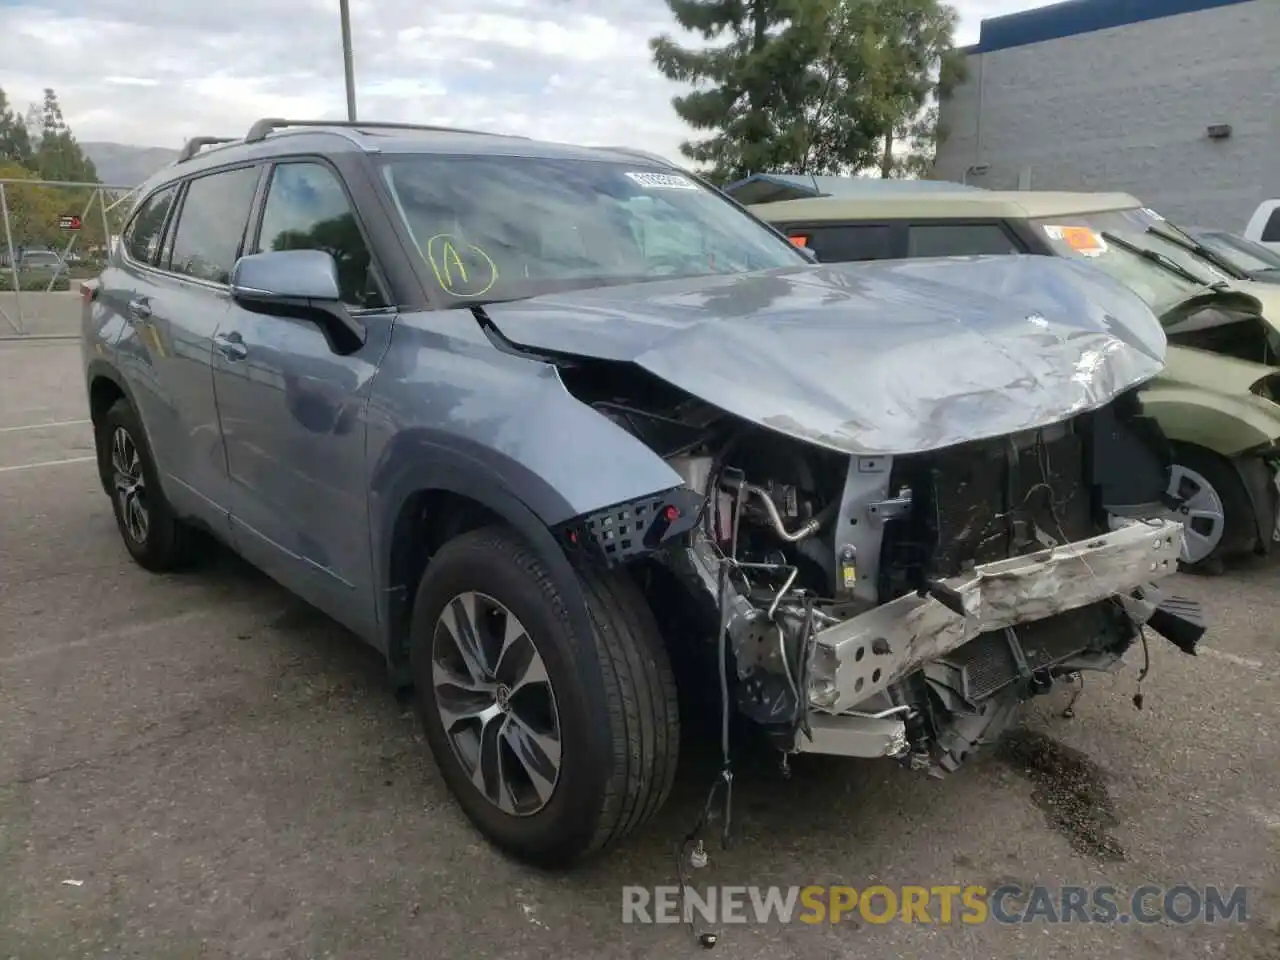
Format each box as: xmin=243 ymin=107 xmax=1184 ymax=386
xmin=339 ymin=0 xmax=357 ymax=121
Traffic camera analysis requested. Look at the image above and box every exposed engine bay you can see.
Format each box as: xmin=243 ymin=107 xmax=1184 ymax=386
xmin=554 ymin=364 xmax=1204 ymax=777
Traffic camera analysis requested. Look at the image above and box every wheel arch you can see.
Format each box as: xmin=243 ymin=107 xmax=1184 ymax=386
xmin=371 ymin=437 xmax=601 ymax=686
xmin=1139 ymin=384 xmax=1280 ymax=457
xmin=85 ymin=358 xmax=141 ymax=493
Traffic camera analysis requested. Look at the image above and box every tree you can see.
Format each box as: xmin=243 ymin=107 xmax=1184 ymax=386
xmin=0 ymin=88 xmax=35 ymax=169
xmin=35 ymin=89 xmax=98 ymax=184
xmin=651 ymin=0 xmax=962 ymax=181
xmin=861 ymin=0 xmax=963 ymax=179
xmin=784 ymin=0 xmax=910 ymax=175
xmin=650 ymin=0 xmax=837 ymax=182
xmin=0 ymin=161 xmax=62 ymax=252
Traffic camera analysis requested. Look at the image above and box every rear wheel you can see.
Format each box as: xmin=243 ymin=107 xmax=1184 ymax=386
xmin=409 ymin=525 xmax=679 ymax=867
xmin=96 ymin=399 xmax=202 ymax=571
xmin=1163 ymin=443 xmax=1255 ymax=573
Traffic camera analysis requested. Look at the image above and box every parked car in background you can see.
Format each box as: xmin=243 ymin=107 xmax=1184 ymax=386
xmin=736 ymin=188 xmax=1280 ymax=572
xmin=81 ymin=119 xmax=1198 ymax=867
xmin=18 ymin=249 xmax=66 ymax=273
xmin=1183 ymin=226 xmax=1280 ymax=285
xmin=1244 ymin=199 xmax=1280 ymax=253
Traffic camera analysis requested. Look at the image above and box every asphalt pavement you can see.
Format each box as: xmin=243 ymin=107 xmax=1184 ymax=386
xmin=1 ymin=339 xmax=1277 ymax=960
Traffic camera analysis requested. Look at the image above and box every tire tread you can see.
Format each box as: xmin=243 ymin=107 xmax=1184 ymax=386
xmin=426 ymin=526 xmax=679 ymax=861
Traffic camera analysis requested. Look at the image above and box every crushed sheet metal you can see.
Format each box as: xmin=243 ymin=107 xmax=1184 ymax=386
xmin=807 ymin=518 xmax=1184 ymax=713
xmin=482 ymin=255 xmax=1168 ymax=457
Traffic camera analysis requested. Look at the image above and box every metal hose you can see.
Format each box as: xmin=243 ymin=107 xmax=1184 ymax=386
xmin=741 ymin=483 xmax=837 ymax=542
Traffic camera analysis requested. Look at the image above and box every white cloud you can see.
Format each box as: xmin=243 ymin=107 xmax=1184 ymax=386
xmin=0 ymin=0 xmax=1061 ymax=160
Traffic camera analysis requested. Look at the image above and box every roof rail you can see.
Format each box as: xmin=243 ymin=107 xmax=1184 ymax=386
xmin=243 ymin=117 xmax=528 ymax=144
xmin=176 ymin=136 xmax=239 ymax=163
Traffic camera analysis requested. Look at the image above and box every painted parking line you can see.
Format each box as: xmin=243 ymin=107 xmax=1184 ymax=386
xmin=0 ymin=603 xmax=289 ymax=669
xmin=1199 ymin=647 xmax=1266 ymax=671
xmin=0 ymin=455 xmax=95 ymax=474
xmin=0 ymin=419 xmax=90 ymax=433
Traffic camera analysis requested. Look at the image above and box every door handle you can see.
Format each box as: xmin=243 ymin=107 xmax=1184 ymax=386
xmin=214 ymin=331 xmax=248 ymax=361
xmin=126 ymin=298 xmax=152 ymax=320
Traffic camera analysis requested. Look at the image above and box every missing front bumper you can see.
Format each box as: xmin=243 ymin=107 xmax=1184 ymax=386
xmin=805 ymin=518 xmax=1185 ymax=714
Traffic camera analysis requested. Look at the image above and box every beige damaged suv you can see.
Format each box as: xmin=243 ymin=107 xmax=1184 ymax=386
xmin=734 ymin=186 xmax=1280 ymax=573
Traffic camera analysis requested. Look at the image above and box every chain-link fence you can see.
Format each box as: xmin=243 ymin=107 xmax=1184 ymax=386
xmin=0 ymin=178 xmax=138 ymax=339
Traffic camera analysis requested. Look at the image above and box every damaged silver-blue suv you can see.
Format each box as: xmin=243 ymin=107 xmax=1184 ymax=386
xmin=82 ymin=118 xmax=1203 ymax=867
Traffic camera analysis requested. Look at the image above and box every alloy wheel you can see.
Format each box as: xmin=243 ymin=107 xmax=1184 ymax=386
xmin=1164 ymin=463 xmax=1226 ymax=564
xmin=110 ymin=426 xmax=149 ymax=545
xmin=431 ymin=591 xmax=563 ymax=817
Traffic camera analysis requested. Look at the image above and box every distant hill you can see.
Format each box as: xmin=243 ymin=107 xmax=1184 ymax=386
xmin=81 ymin=142 xmax=179 ymax=187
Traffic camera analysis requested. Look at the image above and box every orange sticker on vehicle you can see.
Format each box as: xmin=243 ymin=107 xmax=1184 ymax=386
xmin=1043 ymin=224 xmax=1107 ymax=257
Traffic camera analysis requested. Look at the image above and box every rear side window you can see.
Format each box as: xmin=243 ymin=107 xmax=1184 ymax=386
xmin=122 ymin=186 xmax=177 ymax=265
xmin=253 ymin=162 xmax=385 ymax=308
xmin=1263 ymin=208 xmax=1280 ymax=243
xmin=907 ymin=223 xmax=1020 ymax=258
xmin=793 ymin=224 xmax=894 ymax=262
xmin=167 ymin=166 xmax=261 ymax=284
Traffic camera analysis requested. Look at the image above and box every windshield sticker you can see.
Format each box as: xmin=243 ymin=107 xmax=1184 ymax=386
xmin=1043 ymin=224 xmax=1108 ymax=258
xmin=424 ymin=234 xmax=497 ymax=297
xmin=1141 ymin=207 xmax=1166 ymax=221
xmin=624 ymin=171 xmax=698 ymax=191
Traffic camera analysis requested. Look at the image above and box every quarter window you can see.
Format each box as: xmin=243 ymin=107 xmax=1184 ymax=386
xmin=122 ymin=186 xmax=177 ymax=265
xmin=167 ymin=166 xmax=260 ymax=284
xmin=798 ymin=224 xmax=894 ymax=262
xmin=254 ymin=162 xmax=385 ymax=308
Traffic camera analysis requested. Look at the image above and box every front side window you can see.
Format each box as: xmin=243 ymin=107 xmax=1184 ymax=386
xmin=167 ymin=166 xmax=260 ymax=284
xmin=254 ymin=162 xmax=385 ymax=308
xmin=380 ymin=155 xmax=806 ymax=304
xmin=907 ymin=223 xmax=1020 ymax=258
xmin=122 ymin=185 xmax=177 ymax=265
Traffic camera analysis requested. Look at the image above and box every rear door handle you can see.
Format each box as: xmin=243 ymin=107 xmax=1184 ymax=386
xmin=214 ymin=331 xmax=247 ymax=361
xmin=126 ymin=298 xmax=152 ymax=320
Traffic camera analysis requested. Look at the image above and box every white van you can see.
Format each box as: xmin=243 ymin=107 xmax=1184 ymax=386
xmin=1243 ymin=200 xmax=1280 ymax=252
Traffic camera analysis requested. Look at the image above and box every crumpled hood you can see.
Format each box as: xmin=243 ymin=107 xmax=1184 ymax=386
xmin=482 ymin=255 xmax=1168 ymax=456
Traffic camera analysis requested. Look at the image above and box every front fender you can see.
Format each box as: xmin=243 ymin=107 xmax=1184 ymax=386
xmin=1139 ymin=379 xmax=1280 ymax=457
xmin=366 ymin=352 xmax=688 ymax=659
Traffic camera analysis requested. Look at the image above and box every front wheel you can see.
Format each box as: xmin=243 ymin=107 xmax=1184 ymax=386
xmin=409 ymin=525 xmax=680 ymax=867
xmin=1163 ymin=443 xmax=1256 ymax=573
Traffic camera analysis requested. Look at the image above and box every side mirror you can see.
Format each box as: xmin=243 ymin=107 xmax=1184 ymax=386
xmin=229 ymin=249 xmax=366 ymax=353
xmin=231 ymin=249 xmax=342 ymax=304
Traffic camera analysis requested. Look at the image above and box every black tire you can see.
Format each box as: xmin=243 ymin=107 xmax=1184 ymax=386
xmin=409 ymin=525 xmax=679 ymax=867
xmin=1169 ymin=442 xmax=1256 ymax=574
xmin=96 ymin=398 xmax=202 ymax=572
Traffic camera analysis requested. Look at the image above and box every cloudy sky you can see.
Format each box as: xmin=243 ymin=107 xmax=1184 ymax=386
xmin=0 ymin=0 xmax=1057 ymax=158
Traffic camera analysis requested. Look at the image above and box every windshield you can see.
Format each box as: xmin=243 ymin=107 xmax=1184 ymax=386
xmin=1194 ymin=230 xmax=1280 ymax=274
xmin=1030 ymin=208 xmax=1226 ymax=312
xmin=380 ymin=154 xmax=806 ymax=304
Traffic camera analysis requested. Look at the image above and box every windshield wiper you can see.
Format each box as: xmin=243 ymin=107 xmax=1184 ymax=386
xmin=1099 ymin=231 xmax=1226 ymax=289
xmin=1143 ymin=224 xmax=1248 ymax=281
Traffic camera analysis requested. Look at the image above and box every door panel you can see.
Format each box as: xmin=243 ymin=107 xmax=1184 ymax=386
xmin=212 ymin=159 xmax=394 ymax=636
xmin=109 ymin=180 xmax=242 ymax=527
